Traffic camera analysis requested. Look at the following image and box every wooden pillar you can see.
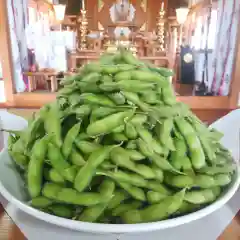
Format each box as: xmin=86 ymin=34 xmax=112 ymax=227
xmin=0 ymin=0 xmax=15 ymax=104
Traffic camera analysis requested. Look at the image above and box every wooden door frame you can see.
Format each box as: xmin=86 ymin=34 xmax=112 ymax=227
xmin=0 ymin=0 xmax=239 ymax=109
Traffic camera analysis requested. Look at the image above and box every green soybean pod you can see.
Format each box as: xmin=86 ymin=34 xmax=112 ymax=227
xmin=118 ymin=181 xmax=146 ymax=201
xmin=9 ymin=151 xmax=29 ymax=167
xmin=197 ymin=164 xmax=236 ymax=175
xmin=78 ymin=180 xmax=115 ymax=222
xmin=162 ymin=81 xmax=176 ymax=106
xmin=79 ymin=93 xmax=115 ymax=107
xmin=156 ymin=119 xmax=175 ymax=151
xmin=81 ymin=72 xmax=101 ymax=82
xmin=41 ymin=103 xmax=62 ymax=148
xmin=83 ymin=63 xmax=102 ymax=73
xmin=101 ymin=161 xmax=116 ymax=170
xmin=115 ymin=71 xmax=132 ymax=81
xmin=125 ymin=122 xmax=138 ymax=139
xmin=135 ymin=125 xmax=165 ymax=155
xmin=194 ymin=174 xmax=215 ymax=188
xmin=91 ymin=107 xmax=117 ymax=119
xmin=125 ymin=149 xmax=145 ymax=161
xmin=137 ymin=138 xmax=154 ymax=157
xmin=62 ymin=122 xmax=81 ymax=159
xmin=135 ymin=164 xmax=156 ymax=179
xmin=147 ymin=191 xmax=168 ymax=203
xmin=118 ymin=80 xmax=155 ymax=92
xmin=122 ymin=189 xmax=185 ymax=223
xmin=101 ymin=75 xmax=112 ymax=82
xmin=71 ymin=105 xmax=91 ymax=118
xmin=74 ymin=140 xmax=101 ymax=155
xmin=44 ymin=168 xmax=65 ymax=184
xmin=214 ymin=174 xmax=232 ymax=187
xmin=74 ymin=146 xmax=114 ymax=192
xmin=42 ymin=182 xmax=62 ymax=199
xmin=130 ymin=114 xmax=148 ymax=125
xmin=112 ymin=201 xmax=142 ymax=217
xmin=48 ymin=143 xmax=76 ymax=182
xmin=175 ymin=117 xmax=206 ymax=169
xmin=121 ymin=51 xmax=144 ymax=66
xmin=69 ymin=146 xmax=86 ymax=166
xmin=86 ymin=110 xmax=134 ymax=136
xmin=147 ymin=181 xmax=172 ymax=195
xmin=175 ymin=201 xmax=201 ymax=215
xmin=184 ymin=187 xmax=221 ymax=204
xmin=150 ymin=153 xmax=182 ymax=174
xmin=164 ymin=174 xmax=194 ymax=188
xmin=108 ymin=92 xmax=126 ymax=105
xmin=42 ymin=183 xmax=108 ymax=206
xmin=78 ymin=82 xmax=101 ymax=93
xmin=31 ymin=196 xmax=53 ymax=208
xmin=111 ymin=132 xmax=128 ymax=142
xmin=130 ymin=70 xmax=162 ymax=82
xmin=151 ymin=165 xmax=164 ymax=182
xmin=107 ymin=191 xmax=129 ymax=210
xmin=126 ymin=140 xmax=138 ymax=150
xmin=28 ymin=136 xmax=49 ymax=198
xmin=141 ymin=91 xmax=158 ymax=104
xmin=49 ymin=205 xmax=73 ymax=218
xmin=112 ymin=125 xmax=125 ymax=133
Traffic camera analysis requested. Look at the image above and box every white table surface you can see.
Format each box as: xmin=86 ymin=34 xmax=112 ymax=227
xmin=0 ymin=109 xmax=240 ymax=240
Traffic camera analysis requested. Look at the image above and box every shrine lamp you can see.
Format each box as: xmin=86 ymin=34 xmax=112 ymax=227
xmin=53 ymin=4 xmax=66 ymax=22
xmin=176 ymin=7 xmax=189 ymax=48
xmin=53 ymin=4 xmax=66 ymax=31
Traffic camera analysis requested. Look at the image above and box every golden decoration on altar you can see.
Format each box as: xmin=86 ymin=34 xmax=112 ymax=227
xmin=78 ymin=8 xmax=88 ymax=50
xmin=156 ymin=2 xmax=166 ymax=51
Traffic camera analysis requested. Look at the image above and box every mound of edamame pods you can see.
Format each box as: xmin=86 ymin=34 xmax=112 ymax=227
xmin=4 ymin=50 xmax=237 ymax=224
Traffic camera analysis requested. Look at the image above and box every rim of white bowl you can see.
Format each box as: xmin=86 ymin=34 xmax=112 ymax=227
xmin=0 ymin=148 xmax=239 ymax=233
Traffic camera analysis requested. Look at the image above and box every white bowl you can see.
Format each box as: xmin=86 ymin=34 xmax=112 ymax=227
xmin=0 ymin=148 xmax=239 ymax=234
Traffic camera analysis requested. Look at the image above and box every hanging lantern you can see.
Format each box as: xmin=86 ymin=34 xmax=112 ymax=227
xmin=53 ymin=4 xmax=66 ymax=21
xmin=176 ymin=7 xmax=189 ymax=25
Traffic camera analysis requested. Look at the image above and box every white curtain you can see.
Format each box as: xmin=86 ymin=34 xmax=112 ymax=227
xmin=190 ymin=0 xmax=240 ymax=95
xmin=210 ymin=0 xmax=240 ymax=96
xmin=7 ymin=0 xmax=29 ymax=92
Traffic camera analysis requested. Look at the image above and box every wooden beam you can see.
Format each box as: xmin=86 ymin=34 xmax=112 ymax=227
xmin=0 ymin=0 xmax=15 ymax=104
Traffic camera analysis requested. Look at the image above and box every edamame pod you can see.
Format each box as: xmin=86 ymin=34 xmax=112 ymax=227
xmin=74 ymin=146 xmax=114 ymax=192
xmin=122 ymin=189 xmax=185 ymax=223
xmin=48 ymin=143 xmax=77 ymax=182
xmin=62 ymin=122 xmax=81 ymax=158
xmin=31 ymin=196 xmax=53 ymax=208
xmin=184 ymin=187 xmax=221 ymax=204
xmin=147 ymin=191 xmax=168 ymax=203
xmin=42 ymin=183 xmax=108 ymax=206
xmin=74 ymin=140 xmax=101 ymax=155
xmin=28 ymin=136 xmax=49 ymax=198
xmin=112 ymin=201 xmax=142 ymax=217
xmin=86 ymin=110 xmax=134 ymax=136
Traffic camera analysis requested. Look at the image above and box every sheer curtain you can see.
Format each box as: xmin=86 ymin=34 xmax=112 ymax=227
xmin=7 ymin=0 xmax=29 ymax=92
xmin=210 ymin=0 xmax=240 ymax=96
xmin=186 ymin=0 xmax=240 ymax=96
